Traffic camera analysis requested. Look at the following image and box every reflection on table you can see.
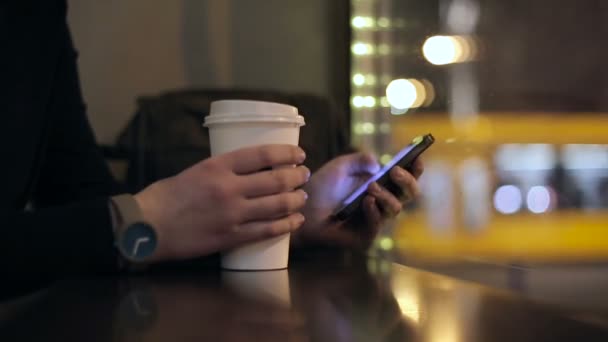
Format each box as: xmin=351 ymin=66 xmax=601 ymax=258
xmin=1 ymin=252 xmax=607 ymax=341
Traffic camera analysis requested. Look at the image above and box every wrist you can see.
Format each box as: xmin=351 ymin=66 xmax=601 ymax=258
xmin=133 ymin=187 xmax=173 ymax=262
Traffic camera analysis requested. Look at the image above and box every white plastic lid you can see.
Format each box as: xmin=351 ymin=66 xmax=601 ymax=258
xmin=204 ymin=100 xmax=305 ymax=126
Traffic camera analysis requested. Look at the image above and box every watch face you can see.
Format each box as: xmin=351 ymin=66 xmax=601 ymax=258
xmin=119 ymin=222 xmax=157 ymax=262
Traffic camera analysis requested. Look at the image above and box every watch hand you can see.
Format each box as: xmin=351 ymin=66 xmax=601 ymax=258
xmin=132 ymin=237 xmax=151 ymax=256
xmin=133 ymin=295 xmax=152 ymax=316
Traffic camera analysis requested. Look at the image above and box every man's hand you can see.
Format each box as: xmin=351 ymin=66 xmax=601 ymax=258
xmin=134 ymin=145 xmax=310 ymax=261
xmin=294 ymin=152 xmax=423 ymax=249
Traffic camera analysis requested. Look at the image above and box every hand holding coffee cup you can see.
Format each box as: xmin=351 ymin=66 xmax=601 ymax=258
xmin=133 ymin=143 xmax=309 ymax=263
xmin=204 ymin=100 xmax=306 ymax=270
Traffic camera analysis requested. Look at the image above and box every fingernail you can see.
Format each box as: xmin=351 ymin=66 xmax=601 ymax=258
xmin=304 ymin=167 xmax=311 ymax=181
xmin=297 ymin=213 xmax=306 ymax=224
xmin=297 ymin=150 xmax=306 ymax=163
xmin=301 ymin=190 xmax=308 ymax=200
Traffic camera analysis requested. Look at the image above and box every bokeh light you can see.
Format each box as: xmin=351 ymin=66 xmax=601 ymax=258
xmin=408 ymin=79 xmax=426 ymax=108
xmin=352 ymin=42 xmax=374 ymax=55
xmin=526 ymin=186 xmax=552 ymax=214
xmin=380 ymin=96 xmax=390 ymax=108
xmin=493 ymin=185 xmax=523 ymax=214
xmin=352 ymin=73 xmax=365 ymax=86
xmin=378 ymin=123 xmax=391 ymax=134
xmin=380 ymin=154 xmax=393 ymax=165
xmin=379 ymin=237 xmax=394 ymax=250
xmin=421 ymin=79 xmax=436 ymax=106
xmin=422 ymin=36 xmax=458 ymax=65
xmin=386 ymin=79 xmax=417 ymax=112
xmin=378 ymin=44 xmax=391 ymax=55
xmin=365 ymin=74 xmax=377 ymax=86
xmin=422 ymin=35 xmax=476 ymax=65
xmin=351 ymin=16 xmax=374 ymax=29
xmin=353 ymin=122 xmax=377 ymax=135
xmin=352 ymin=96 xmax=365 ymax=108
xmin=377 ymin=17 xmax=390 ymax=28
xmin=363 ymin=96 xmax=376 ymax=108
xmin=360 ymin=122 xmax=375 ymax=134
xmin=386 ymin=78 xmax=432 ymax=113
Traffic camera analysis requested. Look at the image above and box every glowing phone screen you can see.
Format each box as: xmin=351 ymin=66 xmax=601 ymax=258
xmin=339 ymin=142 xmax=419 ymax=206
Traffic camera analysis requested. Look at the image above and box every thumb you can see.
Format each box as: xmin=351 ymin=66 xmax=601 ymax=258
xmin=344 ymin=152 xmax=380 ymax=175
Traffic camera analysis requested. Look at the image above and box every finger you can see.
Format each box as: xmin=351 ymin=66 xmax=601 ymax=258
xmin=221 ymin=145 xmax=306 ymax=174
xmin=230 ymin=213 xmax=305 ymax=247
xmin=368 ymin=182 xmax=402 ymax=217
xmin=410 ymin=158 xmax=424 ymax=179
xmin=240 ymin=166 xmax=310 ymax=197
xmin=362 ymin=196 xmax=383 ymax=231
xmin=390 ymin=167 xmax=421 ymax=201
xmin=242 ymin=189 xmax=308 ymax=221
xmin=362 ymin=196 xmax=383 ymax=244
xmin=345 ymin=152 xmax=380 ymax=175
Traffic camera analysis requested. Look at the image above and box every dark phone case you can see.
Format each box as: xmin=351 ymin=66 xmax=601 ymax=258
xmin=332 ymin=134 xmax=435 ymax=221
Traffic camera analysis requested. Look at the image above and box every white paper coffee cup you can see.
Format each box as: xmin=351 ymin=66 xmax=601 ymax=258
xmin=204 ymin=100 xmax=305 ymax=270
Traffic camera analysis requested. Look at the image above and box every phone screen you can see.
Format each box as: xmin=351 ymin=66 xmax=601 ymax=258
xmin=339 ymin=142 xmax=418 ymax=207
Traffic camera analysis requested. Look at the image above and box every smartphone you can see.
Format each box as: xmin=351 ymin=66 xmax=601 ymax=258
xmin=331 ymin=133 xmax=435 ymax=221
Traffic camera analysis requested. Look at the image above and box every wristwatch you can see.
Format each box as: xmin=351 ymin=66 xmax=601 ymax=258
xmin=111 ymin=194 xmax=158 ymax=263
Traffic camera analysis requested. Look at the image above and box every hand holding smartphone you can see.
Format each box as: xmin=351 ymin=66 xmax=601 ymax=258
xmin=332 ymin=134 xmax=434 ymax=220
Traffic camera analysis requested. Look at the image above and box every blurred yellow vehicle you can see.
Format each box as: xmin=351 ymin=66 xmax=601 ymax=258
xmin=388 ymin=112 xmax=608 ymax=263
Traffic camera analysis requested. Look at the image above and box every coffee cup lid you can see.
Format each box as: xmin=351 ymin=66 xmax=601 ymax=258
xmin=204 ymin=100 xmax=305 ymax=126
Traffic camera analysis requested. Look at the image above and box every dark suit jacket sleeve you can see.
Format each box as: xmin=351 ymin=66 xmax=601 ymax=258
xmin=0 ymin=5 xmax=120 ymax=277
xmin=32 ymin=16 xmax=121 ymax=205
